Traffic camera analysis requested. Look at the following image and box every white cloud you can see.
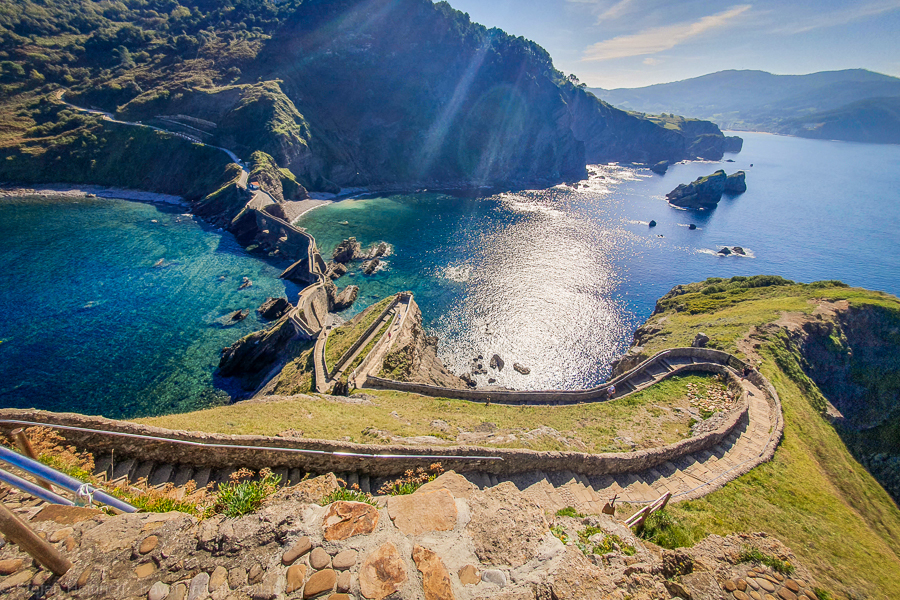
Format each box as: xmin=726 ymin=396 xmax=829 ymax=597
xmin=642 ymin=57 xmax=660 ymax=65
xmin=776 ymin=0 xmax=900 ymax=34
xmin=581 ymin=4 xmax=752 ymax=61
xmin=598 ymin=0 xmax=636 ymax=21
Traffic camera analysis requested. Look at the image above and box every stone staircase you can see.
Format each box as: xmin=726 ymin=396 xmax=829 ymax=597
xmin=79 ymin=377 xmax=773 ymax=509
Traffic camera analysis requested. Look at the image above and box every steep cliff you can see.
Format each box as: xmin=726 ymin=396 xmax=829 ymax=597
xmin=0 ymin=0 xmax=739 ymax=200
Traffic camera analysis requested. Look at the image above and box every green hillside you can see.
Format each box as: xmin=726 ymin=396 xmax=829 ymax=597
xmin=0 ymin=0 xmax=738 ymax=201
xmin=590 ymin=69 xmax=900 ymax=142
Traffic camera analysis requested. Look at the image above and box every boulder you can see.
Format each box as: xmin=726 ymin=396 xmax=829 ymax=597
xmin=513 ymin=363 xmax=531 ymax=375
xmin=666 ymin=170 xmax=727 ymax=209
xmin=332 ymin=237 xmax=362 ymax=263
xmin=725 ymin=170 xmax=747 ymax=194
xmin=257 ymin=297 xmax=292 ymax=320
xmin=362 ymin=241 xmax=389 ymax=259
xmin=387 ymin=489 xmax=458 ymax=535
xmin=460 ymin=373 xmax=477 ymax=388
xmin=413 ymin=545 xmax=456 ymax=600
xmin=359 ymin=542 xmax=407 ymax=600
xmin=648 ymin=220 xmax=657 ymax=227
xmin=490 ymin=354 xmax=504 ymax=371
xmin=333 ymin=285 xmax=359 ymax=311
xmin=323 ymin=501 xmax=379 ymax=541
xmin=466 ymin=482 xmax=548 ymax=568
xmin=718 ymin=247 xmax=732 ymax=255
xmin=363 ymin=258 xmax=380 ymax=274
xmin=650 ymin=160 xmax=669 ymax=175
xmin=732 ymin=246 xmax=746 ymax=255
xmin=230 ymin=309 xmax=249 ymax=321
xmin=689 ymin=223 xmax=697 ymax=230
xmin=328 ymin=262 xmax=348 ymax=279
xmin=692 ymin=332 xmax=710 ymax=348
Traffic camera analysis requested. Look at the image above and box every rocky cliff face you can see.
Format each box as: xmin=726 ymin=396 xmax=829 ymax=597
xmin=378 ymin=299 xmax=468 ymax=389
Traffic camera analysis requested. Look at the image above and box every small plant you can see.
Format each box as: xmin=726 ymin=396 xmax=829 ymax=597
xmin=556 ymin=506 xmax=585 ymax=519
xmin=212 ymin=468 xmax=282 ymax=517
xmin=320 ymin=482 xmax=377 ymax=507
xmin=550 ymin=525 xmax=569 ymax=544
xmin=577 ymin=526 xmax=636 ymax=556
xmin=635 ymin=509 xmax=703 ymax=549
xmin=377 ymin=463 xmax=444 ymax=496
xmin=812 ymin=588 xmax=834 ymax=600
xmin=738 ymin=546 xmax=796 ymax=575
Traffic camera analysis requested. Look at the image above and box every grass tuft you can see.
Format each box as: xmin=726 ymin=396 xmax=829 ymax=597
xmin=738 ymin=546 xmax=796 ymax=575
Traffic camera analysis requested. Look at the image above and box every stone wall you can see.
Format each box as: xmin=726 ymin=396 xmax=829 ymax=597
xmin=329 ymin=294 xmax=403 ymax=378
xmin=254 ymin=208 xmax=312 ymax=261
xmin=0 ymin=372 xmax=747 ymax=479
xmin=365 ymin=347 xmax=747 ymax=405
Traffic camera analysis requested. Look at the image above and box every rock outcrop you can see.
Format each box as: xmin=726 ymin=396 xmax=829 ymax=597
xmin=667 ymin=169 xmax=747 ymax=209
xmin=333 ymin=286 xmax=359 ymax=311
xmin=650 ymin=160 xmax=669 ymax=174
xmin=362 ymin=259 xmax=380 ymax=275
xmin=377 ymin=298 xmax=468 ymax=389
xmin=257 ymin=297 xmax=292 ymax=320
xmin=725 ymin=170 xmax=747 ymax=194
xmin=218 ymin=315 xmax=297 ymax=386
xmin=332 ymin=238 xmax=362 ymax=263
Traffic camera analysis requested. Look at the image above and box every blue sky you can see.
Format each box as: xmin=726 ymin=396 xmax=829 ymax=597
xmin=443 ymin=0 xmax=900 ymax=88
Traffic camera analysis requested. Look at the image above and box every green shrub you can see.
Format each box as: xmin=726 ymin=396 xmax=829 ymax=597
xmin=550 ymin=525 xmax=569 ymax=544
xmin=556 ymin=506 xmax=585 ymax=518
xmin=320 ymin=485 xmax=377 ymax=507
xmin=213 ymin=468 xmax=282 ymax=517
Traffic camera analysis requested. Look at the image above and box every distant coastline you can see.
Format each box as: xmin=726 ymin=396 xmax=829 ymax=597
xmin=0 ymin=183 xmax=186 ymax=206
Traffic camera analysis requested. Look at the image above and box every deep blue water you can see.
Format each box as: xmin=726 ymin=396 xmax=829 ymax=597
xmin=0 ymin=197 xmax=298 ymax=418
xmin=299 ymin=132 xmax=900 ymax=390
xmin=1 ymin=133 xmax=897 ymax=417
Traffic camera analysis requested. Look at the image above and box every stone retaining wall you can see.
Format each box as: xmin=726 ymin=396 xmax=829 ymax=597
xmin=366 ymin=347 xmax=747 ymax=405
xmin=328 ymin=294 xmax=403 ymax=379
xmin=0 ymin=363 xmax=748 ymax=479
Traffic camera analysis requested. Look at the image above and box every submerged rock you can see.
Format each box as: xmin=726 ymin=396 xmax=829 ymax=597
xmin=238 ymin=277 xmax=252 ymax=290
xmin=732 ymin=246 xmax=746 ymax=255
xmin=718 ymin=247 xmax=732 ymax=255
xmin=230 ymin=309 xmax=249 ymax=322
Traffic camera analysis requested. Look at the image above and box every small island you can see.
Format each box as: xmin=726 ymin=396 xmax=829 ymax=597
xmin=666 ymin=170 xmax=747 ymax=209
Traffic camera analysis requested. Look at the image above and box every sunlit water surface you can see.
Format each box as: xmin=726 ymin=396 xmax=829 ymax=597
xmin=299 ymin=132 xmax=900 ymax=390
xmin=1 ymin=133 xmax=898 ymax=417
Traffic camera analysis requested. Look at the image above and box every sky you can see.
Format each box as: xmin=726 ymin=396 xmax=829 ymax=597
xmin=443 ymin=0 xmax=900 ymax=89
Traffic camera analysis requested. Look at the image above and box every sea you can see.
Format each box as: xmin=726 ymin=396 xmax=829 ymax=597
xmin=1 ymin=132 xmax=898 ymax=417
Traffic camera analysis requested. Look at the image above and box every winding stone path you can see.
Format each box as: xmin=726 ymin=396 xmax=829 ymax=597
xmin=514 ymin=377 xmax=775 ymax=509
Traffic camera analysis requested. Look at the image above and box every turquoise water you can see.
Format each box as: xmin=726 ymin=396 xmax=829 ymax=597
xmin=299 ymin=132 xmax=900 ymax=390
xmin=0 ymin=197 xmax=298 ymax=418
xmin=1 ymin=133 xmax=898 ymax=416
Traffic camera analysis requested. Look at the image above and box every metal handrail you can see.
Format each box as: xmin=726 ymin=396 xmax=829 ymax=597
xmin=0 ymin=446 xmax=137 ymax=513
xmin=0 ymin=419 xmax=505 ymax=461
xmin=0 ymin=468 xmax=74 ymax=507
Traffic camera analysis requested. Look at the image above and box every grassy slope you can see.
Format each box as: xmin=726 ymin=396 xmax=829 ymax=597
xmin=635 ymin=278 xmax=900 ymax=599
xmin=137 ymin=374 xmax=720 ymax=453
xmin=324 ymin=296 xmax=394 ymax=371
xmin=135 ymin=277 xmax=900 ymax=597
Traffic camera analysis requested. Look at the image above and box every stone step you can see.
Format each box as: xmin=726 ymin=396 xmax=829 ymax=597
xmin=93 ymin=455 xmax=113 ymax=480
xmin=289 ymin=468 xmax=304 ymax=487
xmin=358 ymin=474 xmax=370 ymax=494
xmin=192 ymin=467 xmax=212 ymax=489
xmin=148 ymin=463 xmax=175 ymax=487
xmin=112 ymin=458 xmax=136 ymax=482
xmin=132 ymin=461 xmax=155 ymax=484
xmin=172 ymin=465 xmax=194 ymax=488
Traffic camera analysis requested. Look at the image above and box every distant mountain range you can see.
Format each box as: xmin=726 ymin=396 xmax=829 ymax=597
xmin=589 ymin=69 xmax=900 ymax=144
